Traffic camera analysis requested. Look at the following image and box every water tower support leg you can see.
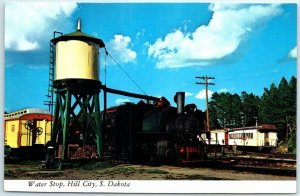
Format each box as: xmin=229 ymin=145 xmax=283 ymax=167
xmin=94 ymin=93 xmax=102 ymax=159
xmin=51 ymin=94 xmax=60 ymax=143
xmin=61 ymin=90 xmax=71 ymax=161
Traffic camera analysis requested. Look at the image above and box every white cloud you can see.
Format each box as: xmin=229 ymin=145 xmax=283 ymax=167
xmin=136 ymin=29 xmax=146 ymax=40
xmin=115 ymin=98 xmax=132 ymax=105
xmin=148 ymin=4 xmax=283 ymax=69
xmin=288 ymin=46 xmax=297 ymax=58
xmin=107 ymin=34 xmax=137 ymax=64
xmin=195 ymin=89 xmax=213 ymax=100
xmin=218 ymin=88 xmax=228 ymax=93
xmin=5 ymin=2 xmax=77 ymax=51
xmin=185 ymin=92 xmax=194 ymax=97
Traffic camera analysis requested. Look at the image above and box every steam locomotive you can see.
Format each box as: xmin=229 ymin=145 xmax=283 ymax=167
xmin=103 ymin=92 xmax=207 ymax=164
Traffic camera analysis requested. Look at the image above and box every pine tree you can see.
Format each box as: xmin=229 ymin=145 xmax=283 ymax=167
xmin=287 ymin=76 xmax=297 ymax=153
xmin=209 ymin=76 xmax=296 ymax=146
xmin=258 ymin=83 xmax=279 ymax=126
xmin=241 ymin=91 xmax=260 ymax=126
xmin=277 ymin=77 xmax=290 ymax=138
xmin=258 ymin=77 xmax=297 ymax=141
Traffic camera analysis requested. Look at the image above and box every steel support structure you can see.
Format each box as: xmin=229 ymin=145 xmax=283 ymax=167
xmin=51 ymin=80 xmax=102 ymax=162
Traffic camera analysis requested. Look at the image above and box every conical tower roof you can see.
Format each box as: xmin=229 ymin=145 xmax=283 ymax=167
xmin=51 ymin=20 xmax=105 ymax=48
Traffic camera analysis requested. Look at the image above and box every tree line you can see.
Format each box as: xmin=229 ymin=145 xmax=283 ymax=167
xmin=208 ymin=76 xmax=296 ymax=142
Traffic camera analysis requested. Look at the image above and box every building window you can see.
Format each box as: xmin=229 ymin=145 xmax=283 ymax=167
xmin=11 ymin=125 xmax=15 ymax=132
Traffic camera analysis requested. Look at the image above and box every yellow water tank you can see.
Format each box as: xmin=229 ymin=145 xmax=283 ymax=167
xmin=51 ymin=22 xmax=105 ymax=81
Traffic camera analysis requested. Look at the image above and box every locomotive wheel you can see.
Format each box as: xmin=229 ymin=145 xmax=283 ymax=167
xmin=35 ymin=127 xmax=43 ymax=135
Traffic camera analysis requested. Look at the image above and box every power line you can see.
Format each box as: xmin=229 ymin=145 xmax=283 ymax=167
xmin=196 ymin=75 xmax=215 ymax=133
xmin=104 ymin=48 xmax=147 ymax=96
xmin=104 ymin=48 xmax=108 ymax=85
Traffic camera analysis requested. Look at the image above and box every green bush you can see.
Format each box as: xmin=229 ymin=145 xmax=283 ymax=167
xmin=287 ymin=132 xmax=296 ymax=154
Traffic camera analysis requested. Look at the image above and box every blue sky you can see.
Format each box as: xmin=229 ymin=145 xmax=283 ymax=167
xmin=4 ymin=2 xmax=297 ymax=113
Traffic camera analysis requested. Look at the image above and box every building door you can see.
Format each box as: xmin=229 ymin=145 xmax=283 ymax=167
xmin=264 ymin=132 xmax=269 ymax=146
xmin=225 ymin=132 xmax=228 ymax=145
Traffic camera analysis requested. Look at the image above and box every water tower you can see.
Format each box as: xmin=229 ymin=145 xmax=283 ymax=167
xmin=49 ymin=20 xmax=105 ymax=162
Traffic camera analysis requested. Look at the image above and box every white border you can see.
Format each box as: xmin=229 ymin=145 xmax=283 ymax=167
xmin=3 ymin=180 xmax=297 ymax=193
xmin=1 ymin=0 xmax=299 ymax=195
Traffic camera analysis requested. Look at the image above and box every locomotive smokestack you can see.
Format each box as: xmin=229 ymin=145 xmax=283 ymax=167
xmin=174 ymin=92 xmax=185 ymax=115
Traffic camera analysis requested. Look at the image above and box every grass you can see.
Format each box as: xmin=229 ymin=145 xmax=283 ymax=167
xmin=113 ymin=167 xmax=168 ymax=175
xmin=5 ymin=159 xmax=169 ymax=180
xmin=72 ymin=160 xmax=168 ymax=175
xmin=19 ymin=160 xmax=45 ymax=165
xmin=4 ymin=166 xmax=38 ymax=179
xmin=4 ymin=169 xmax=15 ymax=178
xmin=75 ymin=161 xmax=115 ymax=171
xmin=142 ymin=169 xmax=168 ymax=174
xmin=165 ymin=174 xmax=231 ymax=180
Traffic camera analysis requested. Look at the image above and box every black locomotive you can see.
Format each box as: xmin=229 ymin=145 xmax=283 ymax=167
xmin=103 ymin=92 xmax=207 ymax=164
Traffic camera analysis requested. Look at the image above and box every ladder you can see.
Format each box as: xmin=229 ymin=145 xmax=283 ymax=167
xmin=44 ymin=31 xmax=63 ymax=126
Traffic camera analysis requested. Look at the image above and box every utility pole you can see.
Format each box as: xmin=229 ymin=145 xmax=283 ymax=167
xmin=196 ymin=76 xmax=215 ymax=132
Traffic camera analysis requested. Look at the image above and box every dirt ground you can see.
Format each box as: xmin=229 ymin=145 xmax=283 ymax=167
xmin=4 ymin=161 xmax=296 ymax=181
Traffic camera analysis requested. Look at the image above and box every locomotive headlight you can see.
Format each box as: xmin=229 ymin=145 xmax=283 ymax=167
xmin=179 ymin=147 xmax=185 ymax=153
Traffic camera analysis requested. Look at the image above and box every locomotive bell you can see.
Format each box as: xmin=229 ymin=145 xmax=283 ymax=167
xmin=51 ymin=20 xmax=105 ymax=81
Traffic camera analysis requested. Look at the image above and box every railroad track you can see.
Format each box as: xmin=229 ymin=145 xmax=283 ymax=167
xmin=241 ymin=151 xmax=296 ymax=160
xmin=182 ymin=154 xmax=296 ymax=177
xmin=224 ymin=156 xmax=296 ymax=165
